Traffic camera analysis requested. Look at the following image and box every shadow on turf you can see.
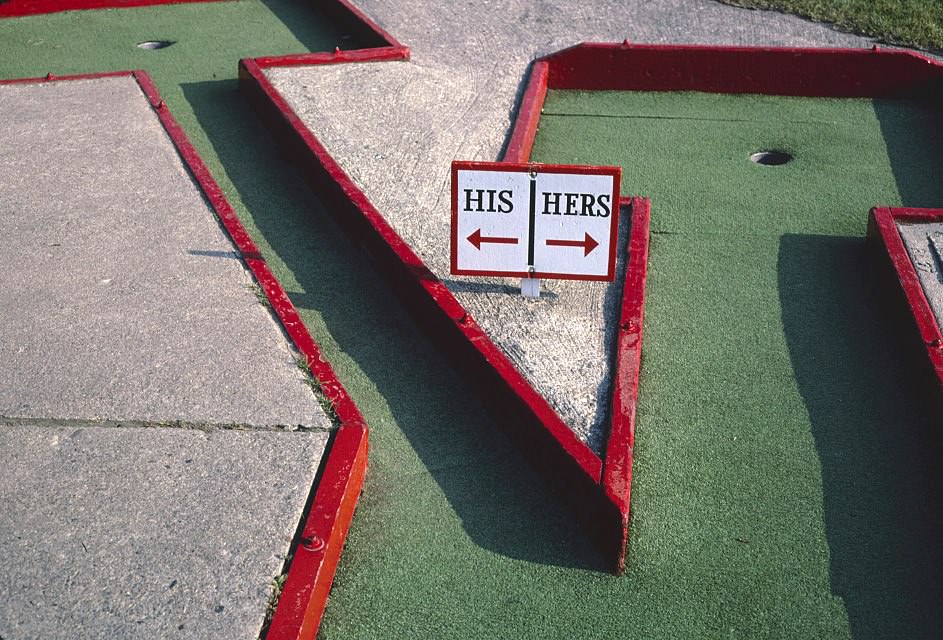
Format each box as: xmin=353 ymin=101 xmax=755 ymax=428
xmin=181 ymin=78 xmax=608 ymax=573
xmin=256 ymin=0 xmax=360 ymax=54
xmin=260 ymin=0 xmax=390 ymax=52
xmin=874 ymin=97 xmax=943 ymax=208
xmin=779 ymin=234 xmax=943 ymax=640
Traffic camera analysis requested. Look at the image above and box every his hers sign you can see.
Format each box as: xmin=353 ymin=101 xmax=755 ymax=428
xmin=450 ymin=161 xmax=621 ymax=281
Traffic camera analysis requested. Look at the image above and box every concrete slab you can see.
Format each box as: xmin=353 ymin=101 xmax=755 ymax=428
xmin=0 ymin=75 xmax=330 ymax=430
xmin=262 ymin=0 xmax=871 ymax=452
xmin=0 ymin=73 xmax=336 ymax=638
xmin=0 ymin=424 xmax=329 ymax=640
xmin=898 ymin=220 xmax=943 ymax=331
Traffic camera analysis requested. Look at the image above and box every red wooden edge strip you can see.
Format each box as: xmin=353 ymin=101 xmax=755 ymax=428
xmin=602 ymin=196 xmax=651 ymax=573
xmin=0 ymin=0 xmax=399 ymax=30
xmin=870 ymin=207 xmax=943 ymax=384
xmin=0 ymin=70 xmax=130 ymax=85
xmin=503 ymin=61 xmax=548 ymax=164
xmin=255 ymin=46 xmax=410 ymax=69
xmin=240 ymin=54 xmax=603 ymax=482
xmin=125 ymin=71 xmax=367 ymax=640
xmin=0 ymin=0 xmax=221 ymax=18
xmin=541 ymin=42 xmax=943 ymax=97
xmin=266 ymin=424 xmax=369 ymax=640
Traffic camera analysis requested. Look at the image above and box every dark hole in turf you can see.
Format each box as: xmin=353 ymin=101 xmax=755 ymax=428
xmin=137 ymin=40 xmax=175 ymax=50
xmin=750 ymin=150 xmax=792 ymax=166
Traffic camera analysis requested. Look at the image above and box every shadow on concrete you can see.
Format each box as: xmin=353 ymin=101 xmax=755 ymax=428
xmin=181 ymin=77 xmax=607 ymax=573
xmin=778 ymin=233 xmax=943 ymax=640
xmin=441 ymin=278 xmax=556 ymax=299
xmin=187 ymin=249 xmax=239 ymax=259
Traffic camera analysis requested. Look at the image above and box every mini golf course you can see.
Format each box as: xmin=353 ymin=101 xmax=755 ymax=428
xmin=2 ymin=2 xmax=943 ymax=639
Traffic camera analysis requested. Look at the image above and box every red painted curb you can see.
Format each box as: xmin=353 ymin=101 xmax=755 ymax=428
xmin=0 ymin=70 xmax=130 ymax=84
xmin=256 ymin=46 xmax=410 ymax=70
xmin=0 ymin=0 xmax=221 ymax=18
xmin=503 ymin=60 xmax=548 ymax=164
xmin=0 ymin=69 xmax=370 ymax=639
xmin=136 ymin=69 xmax=372 ymax=640
xmin=266 ymin=424 xmax=369 ymax=640
xmin=546 ymin=42 xmax=943 ymax=97
xmin=604 ymin=196 xmax=650 ymax=573
xmin=505 ymin=62 xmax=648 ymax=570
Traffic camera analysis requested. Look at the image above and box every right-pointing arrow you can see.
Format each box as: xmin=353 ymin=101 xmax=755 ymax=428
xmin=467 ymin=228 xmax=520 ymax=250
xmin=546 ymin=232 xmax=599 ymax=257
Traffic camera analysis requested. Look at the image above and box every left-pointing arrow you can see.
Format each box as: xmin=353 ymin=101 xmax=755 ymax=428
xmin=467 ymin=228 xmax=520 ymax=250
xmin=545 ymin=232 xmax=599 ymax=257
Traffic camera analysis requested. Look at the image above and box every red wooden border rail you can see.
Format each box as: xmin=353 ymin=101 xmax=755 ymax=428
xmin=0 ymin=0 xmax=218 ymax=18
xmin=546 ymin=42 xmax=943 ymax=97
xmin=139 ymin=67 xmax=371 ymax=640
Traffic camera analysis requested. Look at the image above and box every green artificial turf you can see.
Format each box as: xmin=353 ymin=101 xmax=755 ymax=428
xmin=3 ymin=5 xmax=943 ymax=640
xmin=717 ymin=0 xmax=943 ymax=52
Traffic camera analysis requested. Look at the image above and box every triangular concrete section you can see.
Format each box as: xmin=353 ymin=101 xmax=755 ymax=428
xmin=239 ymin=0 xmax=872 ymax=571
xmin=0 ymin=71 xmax=368 ymax=639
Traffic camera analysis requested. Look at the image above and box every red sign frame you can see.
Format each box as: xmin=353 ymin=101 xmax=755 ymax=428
xmin=450 ymin=161 xmax=621 ymax=281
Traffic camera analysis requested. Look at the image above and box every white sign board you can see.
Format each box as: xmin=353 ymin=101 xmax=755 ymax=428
xmin=450 ymin=162 xmax=621 ymax=281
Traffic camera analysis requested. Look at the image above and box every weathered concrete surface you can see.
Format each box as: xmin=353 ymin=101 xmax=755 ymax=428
xmin=898 ymin=221 xmax=943 ymax=330
xmin=0 ymin=75 xmax=333 ymax=639
xmin=264 ymin=0 xmax=870 ymax=452
xmin=0 ymin=76 xmax=330 ymax=429
xmin=0 ymin=425 xmax=329 ymax=640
